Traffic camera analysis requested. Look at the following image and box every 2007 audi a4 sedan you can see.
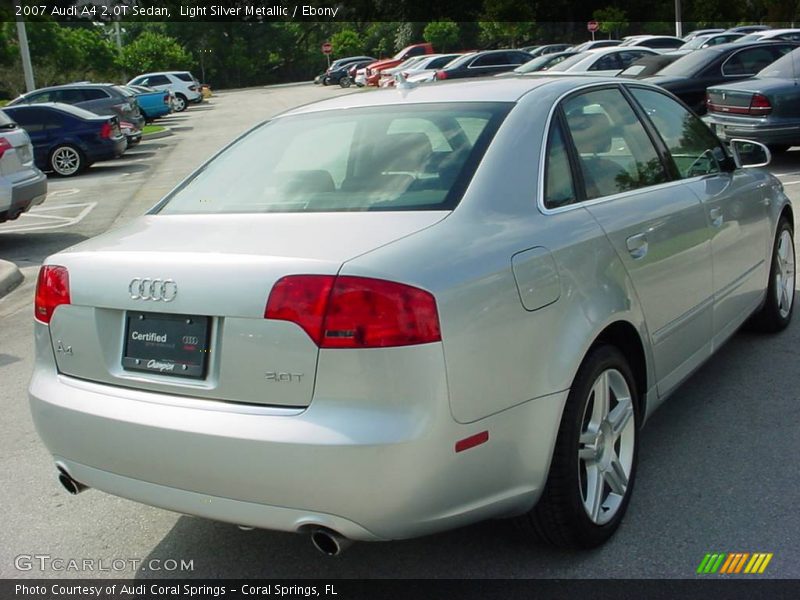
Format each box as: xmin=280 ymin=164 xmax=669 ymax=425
xmin=30 ymin=76 xmax=794 ymax=553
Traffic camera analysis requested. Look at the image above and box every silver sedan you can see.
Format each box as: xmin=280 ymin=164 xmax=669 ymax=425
xmin=29 ymin=76 xmax=794 ymax=553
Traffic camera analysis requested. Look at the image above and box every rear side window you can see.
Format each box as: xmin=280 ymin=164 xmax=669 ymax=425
xmin=0 ymin=109 xmax=15 ymax=128
xmin=723 ymin=48 xmax=780 ymax=75
xmin=82 ymin=88 xmax=111 ymax=100
xmin=471 ymin=53 xmax=508 ymax=67
xmin=147 ymin=75 xmax=172 ymax=86
xmin=174 ymin=73 xmax=194 ymax=82
xmin=590 ymin=54 xmax=620 ymax=71
xmin=158 ymin=103 xmax=511 ymax=214
xmin=562 ymin=88 xmax=668 ymax=199
xmin=544 ymin=119 xmax=577 ymax=209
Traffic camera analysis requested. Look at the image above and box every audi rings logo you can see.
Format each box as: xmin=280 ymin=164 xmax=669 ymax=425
xmin=128 ymin=278 xmax=178 ymax=302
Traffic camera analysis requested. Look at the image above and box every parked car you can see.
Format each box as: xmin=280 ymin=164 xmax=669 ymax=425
xmin=380 ymin=54 xmax=462 ymax=87
xmin=8 ymin=83 xmax=144 ymax=131
xmin=0 ymin=109 xmax=47 ymax=223
xmin=377 ymin=56 xmax=429 ymax=87
xmin=128 ymin=72 xmax=202 ymax=112
xmin=338 ymin=60 xmax=377 ymax=88
xmin=571 ymin=40 xmax=622 ymax=52
xmin=434 ymin=49 xmax=533 ymax=80
xmin=363 ymin=43 xmax=435 ymax=86
xmin=644 ymin=41 xmax=799 ymax=114
xmin=726 ymin=25 xmax=771 ymax=34
xmin=683 ymin=28 xmax=725 ymax=41
xmin=545 ymin=47 xmax=660 ymax=76
xmin=526 ymin=43 xmax=573 ymax=58
xmin=705 ymin=48 xmax=800 ymax=152
xmin=736 ymin=28 xmax=800 ymax=43
xmin=30 ymin=76 xmax=793 ymax=554
xmin=619 ymin=35 xmax=685 ymax=50
xmin=322 ymin=56 xmax=376 ymax=85
xmin=617 ymin=54 xmax=682 ymax=78
xmin=125 ymin=85 xmax=172 ymax=121
xmin=674 ymin=32 xmax=746 ymax=53
xmin=508 ymin=51 xmax=581 ymax=74
xmin=3 ymin=103 xmax=126 ymax=177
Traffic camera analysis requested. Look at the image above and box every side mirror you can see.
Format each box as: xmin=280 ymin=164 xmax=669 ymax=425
xmin=729 ymin=139 xmax=771 ymax=168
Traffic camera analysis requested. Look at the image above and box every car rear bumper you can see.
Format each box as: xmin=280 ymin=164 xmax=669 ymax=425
xmin=85 ymin=138 xmax=127 ymax=162
xmin=29 ymin=324 xmax=565 ymax=541
xmin=0 ymin=167 xmax=47 ymax=218
xmin=705 ymin=116 xmax=800 ymax=146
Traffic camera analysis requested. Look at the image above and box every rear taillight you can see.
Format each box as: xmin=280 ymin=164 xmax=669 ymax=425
xmin=34 ymin=265 xmax=71 ymax=325
xmin=435 ymin=70 xmax=448 ymax=80
xmin=749 ymin=93 xmax=772 ymax=116
xmin=163 ymin=94 xmax=170 ymax=103
xmin=189 ymin=84 xmax=197 ymax=91
xmin=265 ymin=275 xmax=441 ymax=348
xmin=100 ymin=122 xmax=112 ymax=139
xmin=0 ymin=137 xmax=12 ymax=160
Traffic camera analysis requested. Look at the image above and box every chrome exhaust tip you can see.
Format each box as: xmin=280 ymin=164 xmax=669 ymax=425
xmin=56 ymin=464 xmax=87 ymax=495
xmin=310 ymin=528 xmax=352 ymax=556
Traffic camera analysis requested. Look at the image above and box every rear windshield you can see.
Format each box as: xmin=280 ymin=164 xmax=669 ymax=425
xmin=657 ymin=48 xmax=719 ymax=76
xmin=157 ymin=102 xmax=511 ymax=214
xmin=0 ymin=109 xmax=15 ymax=128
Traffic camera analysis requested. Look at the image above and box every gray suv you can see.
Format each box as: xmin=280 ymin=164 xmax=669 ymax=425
xmin=8 ymin=84 xmax=145 ymax=130
xmin=0 ymin=109 xmax=47 ymax=223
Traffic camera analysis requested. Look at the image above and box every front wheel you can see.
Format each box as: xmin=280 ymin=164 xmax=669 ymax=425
xmin=339 ymin=76 xmax=352 ymax=88
xmin=749 ymin=218 xmax=795 ymax=332
xmin=49 ymin=144 xmax=84 ymax=177
xmin=516 ymin=345 xmax=640 ymax=548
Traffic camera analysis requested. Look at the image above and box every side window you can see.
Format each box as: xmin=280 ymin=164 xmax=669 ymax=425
xmin=631 ymin=88 xmax=723 ymax=178
xmin=57 ymin=89 xmax=86 ymax=103
xmin=619 ymin=51 xmax=645 ymax=67
xmin=508 ymin=53 xmax=528 ymax=65
xmin=9 ymin=109 xmax=43 ymax=132
xmin=471 ymin=54 xmax=506 ymax=67
xmin=563 ymin=88 xmax=668 ymax=199
xmin=544 ymin=119 xmax=577 ymax=209
xmin=590 ymin=54 xmax=621 ymax=71
xmin=405 ymin=46 xmax=426 ymax=58
xmin=27 ymin=91 xmax=52 ymax=104
xmin=81 ymin=89 xmax=110 ymax=101
xmin=723 ymin=48 xmax=777 ymax=76
xmin=149 ymin=75 xmax=171 ymax=86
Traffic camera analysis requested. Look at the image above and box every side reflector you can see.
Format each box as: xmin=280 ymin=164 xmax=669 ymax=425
xmin=455 ymin=431 xmax=489 ymax=453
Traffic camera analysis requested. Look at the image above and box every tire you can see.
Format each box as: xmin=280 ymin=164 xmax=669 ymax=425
xmin=748 ymin=218 xmax=795 ymax=332
xmin=49 ymin=144 xmax=85 ymax=177
xmin=339 ymin=76 xmax=352 ymax=88
xmin=173 ymin=94 xmax=187 ymax=112
xmin=516 ymin=345 xmax=640 ymax=548
xmin=322 ymin=77 xmax=330 ymax=86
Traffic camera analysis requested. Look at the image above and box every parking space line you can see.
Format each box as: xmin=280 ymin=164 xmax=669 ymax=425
xmin=0 ymin=202 xmax=97 ymax=233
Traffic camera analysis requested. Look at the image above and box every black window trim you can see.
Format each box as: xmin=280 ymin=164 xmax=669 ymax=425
xmin=542 ymin=108 xmax=585 ymax=210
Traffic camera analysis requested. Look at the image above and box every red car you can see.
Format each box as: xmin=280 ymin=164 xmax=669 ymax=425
xmin=364 ymin=43 xmax=435 ymax=86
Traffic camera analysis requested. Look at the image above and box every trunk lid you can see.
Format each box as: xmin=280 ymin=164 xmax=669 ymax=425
xmin=47 ymin=212 xmax=447 ymax=407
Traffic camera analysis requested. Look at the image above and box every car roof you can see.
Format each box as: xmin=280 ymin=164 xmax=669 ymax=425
xmin=4 ymin=101 xmax=106 ymax=120
xmin=280 ymin=76 xmax=621 ymax=117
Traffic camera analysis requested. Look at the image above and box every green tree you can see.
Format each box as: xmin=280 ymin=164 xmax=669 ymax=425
xmin=119 ymin=31 xmax=191 ymax=74
xmin=423 ymin=20 xmax=460 ymax=52
xmin=329 ymin=29 xmax=363 ymax=58
xmin=592 ymin=7 xmax=628 ymax=39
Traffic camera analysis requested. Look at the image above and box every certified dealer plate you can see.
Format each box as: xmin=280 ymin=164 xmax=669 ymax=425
xmin=123 ymin=311 xmax=210 ymax=378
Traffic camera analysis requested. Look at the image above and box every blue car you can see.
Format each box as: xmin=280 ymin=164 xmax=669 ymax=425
xmin=125 ymin=85 xmax=172 ymax=121
xmin=2 ymin=103 xmax=127 ymax=177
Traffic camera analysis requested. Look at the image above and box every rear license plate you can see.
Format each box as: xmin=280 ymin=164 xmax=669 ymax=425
xmin=123 ymin=311 xmax=210 ymax=378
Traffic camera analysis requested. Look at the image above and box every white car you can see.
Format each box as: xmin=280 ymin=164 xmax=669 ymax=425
xmin=127 ymin=71 xmax=202 ymax=112
xmin=380 ymin=54 xmax=462 ymax=87
xmin=736 ymin=28 xmax=800 ymax=43
xmin=545 ymin=47 xmax=660 ymax=76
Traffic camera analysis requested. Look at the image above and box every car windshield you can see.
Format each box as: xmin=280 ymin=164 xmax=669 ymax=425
xmin=158 ymin=103 xmax=511 ymax=214
xmin=656 ymin=48 xmax=717 ymax=76
xmin=546 ymin=52 xmax=591 ymax=71
xmin=737 ymin=33 xmax=765 ymax=43
xmin=114 ymin=86 xmax=134 ymax=97
xmin=757 ymin=47 xmax=800 ymax=78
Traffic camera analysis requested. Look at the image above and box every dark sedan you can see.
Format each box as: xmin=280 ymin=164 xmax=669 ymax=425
xmin=434 ymin=50 xmax=533 ymax=80
xmin=705 ymin=48 xmax=800 ymax=152
xmin=3 ymin=103 xmax=126 ymax=177
xmin=510 ymin=51 xmax=580 ymax=74
xmin=643 ymin=41 xmax=798 ymax=114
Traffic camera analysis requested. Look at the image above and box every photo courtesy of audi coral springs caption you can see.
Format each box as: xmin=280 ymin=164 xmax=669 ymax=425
xmin=30 ymin=76 xmax=794 ymax=552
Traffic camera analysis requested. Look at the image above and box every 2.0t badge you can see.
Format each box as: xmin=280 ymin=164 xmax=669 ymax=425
xmin=128 ymin=278 xmax=178 ymax=302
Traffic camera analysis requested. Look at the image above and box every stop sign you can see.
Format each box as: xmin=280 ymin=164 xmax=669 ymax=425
xmin=321 ymin=42 xmax=333 ymax=55
xmin=587 ymin=20 xmax=600 ymax=32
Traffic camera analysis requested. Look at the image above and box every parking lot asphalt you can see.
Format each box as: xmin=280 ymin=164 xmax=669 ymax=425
xmin=0 ymin=85 xmax=799 ymax=579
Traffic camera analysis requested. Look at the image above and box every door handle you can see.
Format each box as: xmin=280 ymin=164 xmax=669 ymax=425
xmin=626 ymin=233 xmax=648 ymax=260
xmin=709 ymin=207 xmax=723 ymax=228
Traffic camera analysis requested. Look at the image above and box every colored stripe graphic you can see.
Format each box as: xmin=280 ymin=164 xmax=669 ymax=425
xmin=700 ymin=552 xmax=774 ymax=575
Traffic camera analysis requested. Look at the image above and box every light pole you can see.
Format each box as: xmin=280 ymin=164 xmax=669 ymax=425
xmin=12 ymin=0 xmax=35 ymax=92
xmin=675 ymin=0 xmax=683 ymax=38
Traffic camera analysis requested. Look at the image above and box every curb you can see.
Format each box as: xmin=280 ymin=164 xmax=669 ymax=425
xmin=142 ymin=128 xmax=174 ymax=141
xmin=0 ymin=259 xmax=23 ymax=299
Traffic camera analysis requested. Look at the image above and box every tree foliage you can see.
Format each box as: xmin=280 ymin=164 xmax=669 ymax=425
xmin=423 ymin=20 xmax=461 ymax=52
xmin=329 ymin=29 xmax=363 ymax=58
xmin=119 ymin=31 xmax=191 ymax=74
xmin=593 ymin=7 xmax=629 ymax=38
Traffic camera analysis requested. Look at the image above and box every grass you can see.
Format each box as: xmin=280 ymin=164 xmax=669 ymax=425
xmin=142 ymin=124 xmax=165 ymax=135
xmin=0 ymin=100 xmax=8 ymax=107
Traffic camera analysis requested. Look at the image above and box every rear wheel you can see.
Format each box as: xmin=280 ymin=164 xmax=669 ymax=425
xmin=516 ymin=345 xmax=640 ymax=548
xmin=173 ymin=94 xmax=187 ymax=112
xmin=749 ymin=218 xmax=795 ymax=332
xmin=49 ymin=144 xmax=84 ymax=177
xmin=339 ymin=76 xmax=352 ymax=88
